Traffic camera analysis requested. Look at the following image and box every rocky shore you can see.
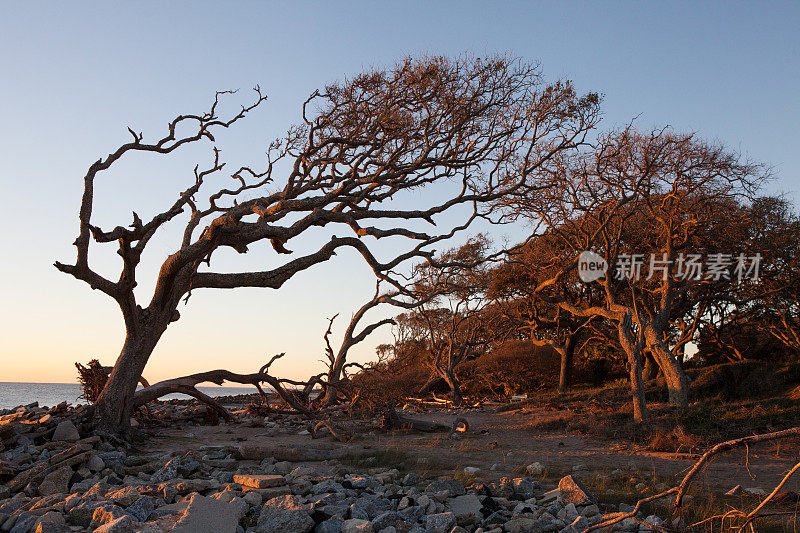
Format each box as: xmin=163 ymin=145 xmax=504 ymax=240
xmin=1 ymin=402 xmax=668 ymax=533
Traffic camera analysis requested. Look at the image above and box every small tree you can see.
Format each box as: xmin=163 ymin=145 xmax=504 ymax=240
xmin=56 ymin=55 xmax=600 ymax=431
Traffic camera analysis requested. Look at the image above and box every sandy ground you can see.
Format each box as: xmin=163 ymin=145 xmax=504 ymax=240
xmin=140 ymin=402 xmax=800 ymax=497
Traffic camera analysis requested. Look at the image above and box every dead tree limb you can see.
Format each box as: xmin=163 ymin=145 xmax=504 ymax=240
xmin=132 ymin=357 xmax=318 ymax=418
xmin=583 ymin=426 xmax=800 ymax=533
xmin=674 ymin=426 xmax=800 ymax=509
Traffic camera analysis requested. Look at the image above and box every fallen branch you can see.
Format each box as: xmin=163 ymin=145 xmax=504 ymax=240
xmin=310 ymin=421 xmax=352 ymax=442
xmin=132 ymin=355 xmax=318 ymax=418
xmin=584 ymin=426 xmax=800 ymax=533
xmin=675 ymin=426 xmax=800 ymax=509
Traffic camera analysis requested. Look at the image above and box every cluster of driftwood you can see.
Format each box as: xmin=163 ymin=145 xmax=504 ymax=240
xmin=77 ymin=352 xmax=479 ymax=446
xmin=78 ymin=353 xmax=328 ymax=422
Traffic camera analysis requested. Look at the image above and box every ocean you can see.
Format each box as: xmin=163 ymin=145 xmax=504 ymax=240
xmin=0 ymin=382 xmax=260 ymax=411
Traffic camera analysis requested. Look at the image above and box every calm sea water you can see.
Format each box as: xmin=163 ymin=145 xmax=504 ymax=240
xmin=0 ymin=382 xmax=259 ymax=411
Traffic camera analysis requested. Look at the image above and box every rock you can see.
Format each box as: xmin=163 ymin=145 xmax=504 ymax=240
xmin=175 ymin=479 xmax=219 ymax=494
xmin=51 ymin=421 xmax=79 ymax=442
xmin=425 ymin=480 xmax=465 ymax=497
xmin=178 ymin=459 xmax=200 ymax=477
xmin=447 ymin=494 xmax=482 ymax=526
xmin=36 ymin=512 xmax=65 ymax=525
xmin=316 ymin=519 xmax=344 ymax=533
xmin=33 ymin=522 xmax=71 ymax=533
xmin=424 ymin=512 xmax=456 ymax=533
xmin=639 ymin=515 xmax=665 ymax=532
xmin=557 ymin=475 xmax=596 ymax=505
xmin=94 ymin=515 xmax=135 ymax=533
xmin=227 ymin=497 xmax=249 ymax=521
xmin=371 ymin=511 xmax=398 ymax=531
xmin=526 ymin=462 xmax=545 ymax=476
xmin=744 ymin=487 xmax=767 ymax=496
xmin=67 ymin=501 xmax=105 ymax=527
xmin=342 ymin=518 xmax=374 ymax=533
xmin=106 ymin=486 xmax=145 ymax=507
xmin=563 ymin=503 xmax=580 ymax=522
xmin=243 ymin=491 xmax=262 ymax=507
xmin=463 ymin=467 xmax=480 ymax=475
xmin=401 ymin=473 xmax=420 ymax=486
xmin=86 ymin=455 xmax=105 ymax=472
xmin=9 ymin=513 xmax=40 ymax=533
xmin=150 ymin=458 xmax=180 ymax=483
xmin=85 ymin=480 xmax=110 ymax=498
xmin=559 ymin=515 xmax=588 ymax=533
xmin=512 ymin=502 xmax=535 ymax=515
xmin=126 ymin=496 xmax=155 ymax=521
xmin=288 ymin=466 xmax=317 ymax=480
xmin=503 ymin=516 xmax=541 ymax=533
xmin=171 ymin=493 xmax=243 ymax=533
xmin=257 ymin=495 xmax=314 ymax=533
xmin=38 ymin=465 xmax=73 ymax=495
xmin=241 ymin=485 xmax=293 ymax=499
xmin=233 ymin=474 xmax=286 ymax=489
xmin=512 ymin=478 xmax=537 ymax=500
xmin=583 ymin=504 xmax=600 ymax=517
xmin=90 ymin=504 xmax=130 ymax=528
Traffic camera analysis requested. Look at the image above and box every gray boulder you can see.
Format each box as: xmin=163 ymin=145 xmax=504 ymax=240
xmin=447 ymin=494 xmax=482 ymax=525
xmin=424 ymin=512 xmax=456 ymax=533
xmin=315 ymin=519 xmax=344 ymax=533
xmin=38 ymin=465 xmax=73 ymax=496
xmin=257 ymin=495 xmax=314 ymax=533
xmin=171 ymin=493 xmax=242 ymax=533
xmin=94 ymin=515 xmax=135 ymax=533
xmin=125 ymin=496 xmax=154 ymax=521
xmin=52 ymin=421 xmax=79 ymax=442
xmin=342 ymin=518 xmax=373 ymax=533
xmin=150 ymin=458 xmax=180 ymax=483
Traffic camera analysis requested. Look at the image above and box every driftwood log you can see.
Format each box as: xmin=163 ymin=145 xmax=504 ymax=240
xmin=380 ymin=407 xmax=469 ymax=437
xmin=132 ymin=355 xmax=317 ymax=419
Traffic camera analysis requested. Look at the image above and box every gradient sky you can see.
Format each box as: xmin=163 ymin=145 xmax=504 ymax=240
xmin=1 ymin=1 xmax=798 ymax=385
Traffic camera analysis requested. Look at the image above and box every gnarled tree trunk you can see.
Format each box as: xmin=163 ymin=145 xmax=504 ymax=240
xmin=644 ymin=327 xmax=689 ymax=407
xmin=94 ymin=317 xmax=169 ymax=431
xmin=557 ymin=332 xmax=578 ymax=394
xmin=642 ymin=350 xmax=660 ymax=381
xmin=618 ymin=316 xmax=648 ymax=422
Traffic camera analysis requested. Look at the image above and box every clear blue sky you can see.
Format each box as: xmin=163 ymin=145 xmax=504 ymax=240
xmin=1 ymin=1 xmax=798 ymax=384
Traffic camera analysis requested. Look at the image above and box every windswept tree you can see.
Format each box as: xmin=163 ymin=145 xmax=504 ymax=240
xmin=488 ymin=232 xmax=603 ymax=393
xmin=695 ymin=196 xmax=800 ymax=363
xmin=413 ymin=237 xmax=498 ymax=405
xmin=57 ymin=55 xmax=600 ymax=431
xmin=507 ymin=127 xmax=765 ymax=419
